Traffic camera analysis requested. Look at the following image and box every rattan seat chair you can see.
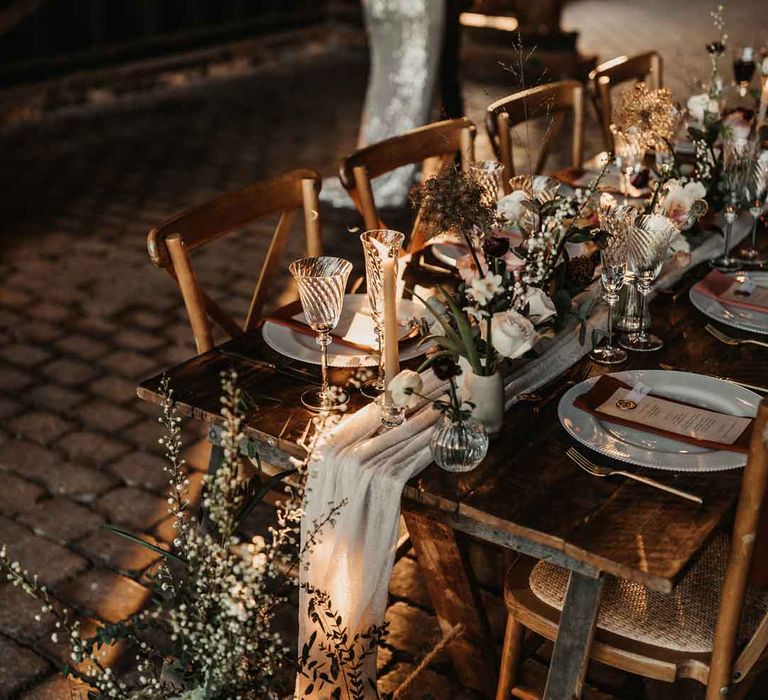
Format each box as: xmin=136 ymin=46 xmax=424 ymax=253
xmin=497 ymin=400 xmax=768 ymax=700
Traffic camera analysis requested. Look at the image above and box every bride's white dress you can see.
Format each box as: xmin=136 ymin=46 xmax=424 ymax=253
xmin=322 ymin=0 xmax=446 ymax=208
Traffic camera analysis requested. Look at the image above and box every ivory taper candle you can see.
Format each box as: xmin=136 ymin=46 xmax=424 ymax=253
xmin=759 ymin=76 xmax=768 ymax=125
xmin=382 ymin=253 xmax=400 ymax=388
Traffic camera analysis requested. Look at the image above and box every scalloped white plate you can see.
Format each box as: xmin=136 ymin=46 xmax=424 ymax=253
xmin=558 ymin=369 xmax=759 ymax=472
xmin=689 ymin=272 xmax=768 ymax=336
xmin=262 ymin=295 xmax=434 ymax=368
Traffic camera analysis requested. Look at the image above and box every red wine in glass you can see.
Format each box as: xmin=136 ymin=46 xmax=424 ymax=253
xmin=733 ymin=46 xmax=756 ymax=96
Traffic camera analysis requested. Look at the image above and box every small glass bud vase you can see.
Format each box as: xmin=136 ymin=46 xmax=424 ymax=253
xmin=429 ymin=414 xmax=489 ymax=473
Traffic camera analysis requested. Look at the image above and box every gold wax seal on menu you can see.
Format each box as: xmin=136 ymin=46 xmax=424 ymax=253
xmin=616 ymin=399 xmax=637 ymax=411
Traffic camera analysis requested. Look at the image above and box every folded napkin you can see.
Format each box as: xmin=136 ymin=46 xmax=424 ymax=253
xmin=574 ymin=375 xmax=754 ymax=453
xmin=694 ymin=270 xmax=768 ymax=314
xmin=297 ymin=372 xmax=445 ymax=699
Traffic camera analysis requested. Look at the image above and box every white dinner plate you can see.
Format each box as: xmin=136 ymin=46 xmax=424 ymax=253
xmin=689 ymin=272 xmax=768 ymax=336
xmin=262 ymin=294 xmax=434 ymax=368
xmin=431 ymin=241 xmax=467 ymax=268
xmin=558 ymin=369 xmax=759 ymax=472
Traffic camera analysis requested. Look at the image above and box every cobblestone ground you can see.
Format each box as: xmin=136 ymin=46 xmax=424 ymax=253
xmin=1 ymin=1 xmax=768 ymax=698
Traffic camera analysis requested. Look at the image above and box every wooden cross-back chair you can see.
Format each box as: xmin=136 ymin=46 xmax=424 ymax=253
xmin=496 ymin=400 xmax=768 ymax=700
xmin=147 ymin=169 xmax=322 ymax=355
xmin=338 ymin=117 xmax=476 ymax=254
xmin=486 ymin=80 xmax=584 ymax=192
xmin=590 ymin=51 xmax=664 ymax=152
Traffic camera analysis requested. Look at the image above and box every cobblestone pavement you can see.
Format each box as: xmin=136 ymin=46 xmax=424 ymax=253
xmin=1 ymin=1 xmax=768 ymax=698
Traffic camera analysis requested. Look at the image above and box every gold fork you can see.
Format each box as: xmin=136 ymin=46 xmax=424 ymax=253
xmin=705 ymin=324 xmax=768 ymax=350
xmin=566 ymin=447 xmax=703 ymax=504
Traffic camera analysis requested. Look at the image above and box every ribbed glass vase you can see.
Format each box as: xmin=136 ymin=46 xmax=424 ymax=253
xmin=429 ymin=414 xmax=489 ymax=473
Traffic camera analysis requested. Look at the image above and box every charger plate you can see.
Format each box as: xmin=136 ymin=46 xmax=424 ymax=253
xmin=558 ymin=369 xmax=759 ymax=472
xmin=689 ymin=272 xmax=768 ymax=336
xmin=262 ymin=294 xmax=434 ymax=368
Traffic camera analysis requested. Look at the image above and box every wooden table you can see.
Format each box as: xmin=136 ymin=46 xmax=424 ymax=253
xmin=137 ymin=253 xmax=762 ymax=699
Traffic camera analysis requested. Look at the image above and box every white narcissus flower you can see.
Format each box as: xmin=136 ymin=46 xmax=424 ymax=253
xmin=520 ymin=286 xmax=557 ymax=325
xmin=661 ymin=179 xmax=707 ymax=230
xmin=686 ymin=93 xmax=709 ymax=124
xmin=469 ymin=273 xmax=503 ymax=306
xmin=486 ymin=309 xmax=536 ymax=359
xmin=389 ymin=369 xmax=423 ymax=408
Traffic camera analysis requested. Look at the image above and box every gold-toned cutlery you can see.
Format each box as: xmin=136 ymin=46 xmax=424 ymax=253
xmin=705 ymin=323 xmax=768 ymax=349
xmin=532 ymin=360 xmax=593 ymax=414
xmin=566 ymin=447 xmax=703 ymax=504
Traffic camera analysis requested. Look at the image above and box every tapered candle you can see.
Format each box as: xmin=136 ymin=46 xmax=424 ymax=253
xmin=382 ymin=254 xmax=400 ymax=388
xmin=759 ymin=77 xmax=768 ymax=125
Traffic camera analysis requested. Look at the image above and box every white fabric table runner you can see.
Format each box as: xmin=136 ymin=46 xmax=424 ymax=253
xmin=296 ymin=215 xmax=750 ymax=698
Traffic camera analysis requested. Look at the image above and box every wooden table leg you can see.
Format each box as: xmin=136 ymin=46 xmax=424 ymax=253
xmin=200 ymin=442 xmax=225 ymax=535
xmin=403 ymin=510 xmax=498 ymax=698
xmin=543 ymin=570 xmax=604 ymax=700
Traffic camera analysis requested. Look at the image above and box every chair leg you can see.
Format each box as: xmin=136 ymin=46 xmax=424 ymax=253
xmin=496 ymin=614 xmax=525 ymax=699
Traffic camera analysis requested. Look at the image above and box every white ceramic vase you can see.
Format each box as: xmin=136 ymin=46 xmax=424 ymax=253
xmin=463 ymin=369 xmax=504 ymax=437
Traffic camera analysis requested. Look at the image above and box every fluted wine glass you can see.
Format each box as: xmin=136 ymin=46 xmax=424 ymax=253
xmin=736 ymin=151 xmax=768 ymax=264
xmin=611 ymin=125 xmax=646 ymax=205
xmin=713 ymin=138 xmax=752 ymax=271
xmin=620 ymin=214 xmax=679 ymax=352
xmin=289 ymin=256 xmax=352 ymax=411
xmin=360 ymin=229 xmax=405 ymax=398
xmin=469 ymin=160 xmax=505 ymax=206
xmin=591 ymin=204 xmax=635 ymax=364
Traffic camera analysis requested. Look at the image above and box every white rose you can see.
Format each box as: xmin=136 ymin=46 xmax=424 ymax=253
xmin=497 ymin=190 xmax=530 ymax=227
xmin=486 ymin=310 xmax=536 ymax=359
xmin=520 ymin=286 xmax=557 ymax=325
xmin=389 ymin=369 xmax=423 ymax=408
xmin=687 ymin=93 xmax=709 ymax=124
xmin=469 ymin=272 xmax=504 ymax=306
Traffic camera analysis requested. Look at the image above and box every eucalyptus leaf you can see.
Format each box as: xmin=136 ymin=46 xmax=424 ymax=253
xmin=102 ymin=525 xmax=188 ymax=565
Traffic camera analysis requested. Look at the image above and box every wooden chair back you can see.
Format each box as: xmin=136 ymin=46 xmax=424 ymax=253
xmin=338 ymin=117 xmax=476 ymax=253
xmin=486 ymin=80 xmax=584 ymax=191
xmin=708 ymin=399 xmax=768 ymax=697
xmin=590 ymin=51 xmax=663 ymax=151
xmin=147 ymin=169 xmax=322 ymax=355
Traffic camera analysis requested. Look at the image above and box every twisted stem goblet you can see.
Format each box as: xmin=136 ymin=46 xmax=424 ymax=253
xmin=611 ymin=125 xmax=646 ymax=205
xmin=591 ymin=204 xmax=635 ymax=364
xmin=469 ymin=160 xmax=505 ymax=206
xmin=736 ymin=152 xmax=768 ymax=264
xmin=360 ymin=229 xmax=405 ymax=398
xmin=620 ymin=214 xmax=678 ymax=352
xmin=713 ymin=139 xmax=752 ymax=271
xmin=289 ymin=256 xmax=352 ymax=411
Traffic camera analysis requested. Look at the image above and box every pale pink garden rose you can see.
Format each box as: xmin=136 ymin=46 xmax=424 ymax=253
xmin=502 ymin=250 xmax=525 ymax=273
xmin=484 ymin=309 xmax=536 ymax=359
xmin=660 ymin=179 xmax=707 ymax=231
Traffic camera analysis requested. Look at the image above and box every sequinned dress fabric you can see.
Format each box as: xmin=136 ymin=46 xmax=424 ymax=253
xmin=321 ymin=0 xmax=445 ymax=208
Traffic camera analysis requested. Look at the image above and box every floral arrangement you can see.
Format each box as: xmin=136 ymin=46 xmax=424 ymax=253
xmin=389 ymin=355 xmax=469 ymax=420
xmin=410 ymin=165 xmax=606 ymax=377
xmin=0 ymin=373 xmax=397 ymax=700
xmin=613 ymin=82 xmax=679 ymax=152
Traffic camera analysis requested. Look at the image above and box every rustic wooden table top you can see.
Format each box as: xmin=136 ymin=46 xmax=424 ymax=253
xmin=137 ymin=251 xmax=763 ymax=595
